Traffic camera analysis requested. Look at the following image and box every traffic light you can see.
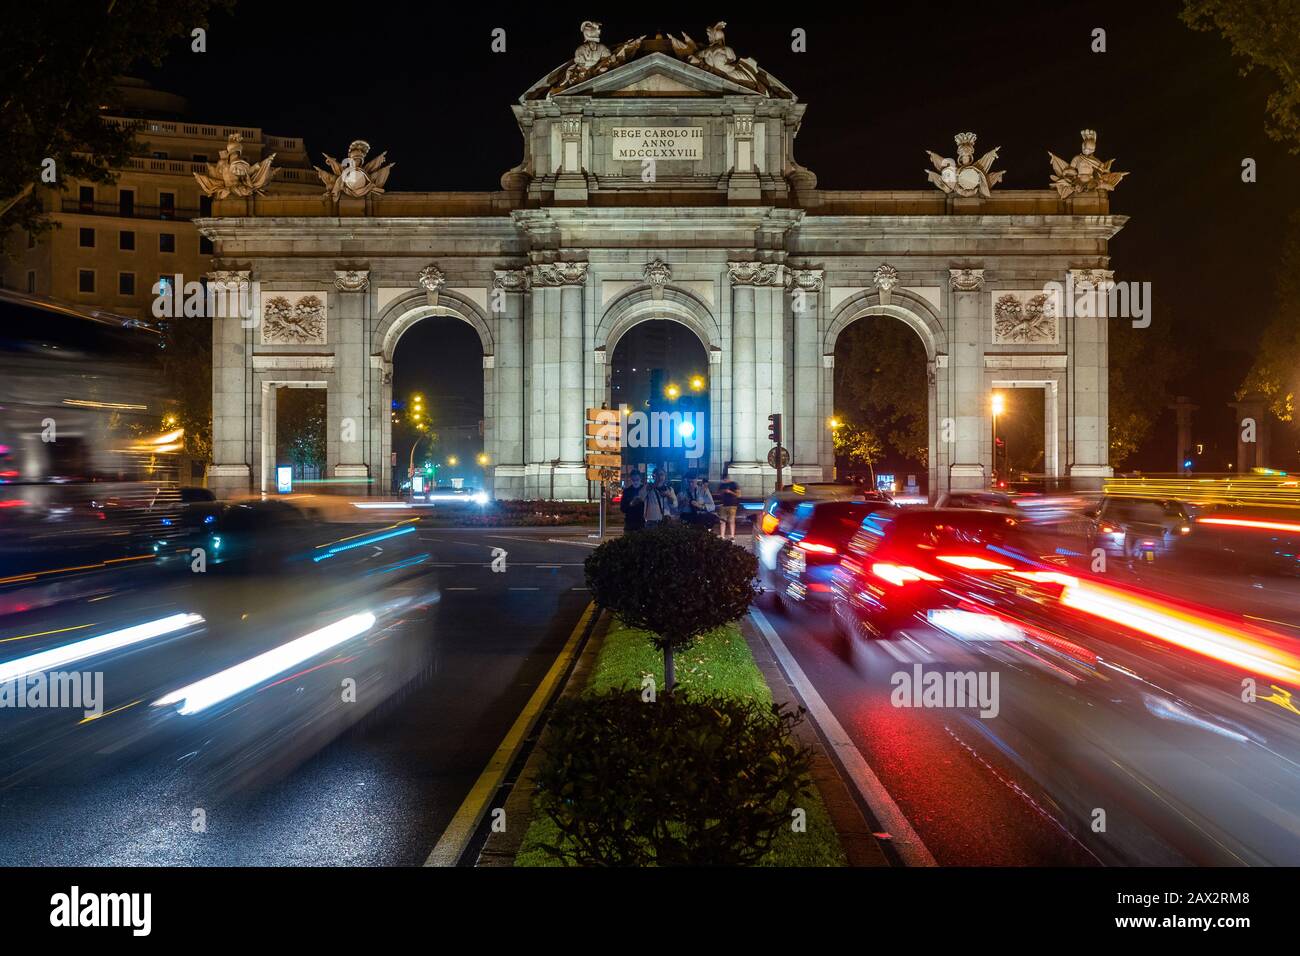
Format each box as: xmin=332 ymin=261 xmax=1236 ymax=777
xmin=768 ymin=413 xmax=782 ymax=445
xmin=1182 ymin=449 xmax=1194 ymax=471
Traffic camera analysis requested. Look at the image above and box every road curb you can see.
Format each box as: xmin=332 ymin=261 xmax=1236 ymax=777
xmin=425 ymin=601 xmax=603 ymax=866
xmin=740 ymin=612 xmax=891 ymax=867
xmin=473 ymin=604 xmax=610 ymax=867
xmin=748 ymin=607 xmax=937 ymax=867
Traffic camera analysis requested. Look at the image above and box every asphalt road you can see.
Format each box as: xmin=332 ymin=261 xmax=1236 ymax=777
xmin=756 ymin=531 xmax=1300 ymax=866
xmin=0 ymin=525 xmax=593 ymax=865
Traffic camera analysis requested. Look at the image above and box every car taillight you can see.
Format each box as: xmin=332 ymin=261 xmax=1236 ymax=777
xmin=1100 ymin=524 xmax=1116 ymax=533
xmin=796 ymin=540 xmax=837 ymax=555
xmin=936 ymin=555 xmax=1013 ymax=571
xmin=871 ymin=562 xmax=942 ymax=585
xmin=1179 ymin=525 xmax=1191 ymax=534
xmin=761 ymin=514 xmax=779 ymax=535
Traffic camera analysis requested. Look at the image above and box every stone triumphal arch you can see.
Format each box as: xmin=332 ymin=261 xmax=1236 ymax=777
xmin=200 ymin=21 xmax=1124 ymax=500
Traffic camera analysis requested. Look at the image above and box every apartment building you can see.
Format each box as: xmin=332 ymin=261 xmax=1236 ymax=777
xmin=3 ymin=79 xmax=318 ymax=317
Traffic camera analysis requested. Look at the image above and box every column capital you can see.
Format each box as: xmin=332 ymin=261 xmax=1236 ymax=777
xmin=784 ymin=268 xmax=824 ymax=293
xmin=206 ymin=269 xmax=250 ymax=286
xmin=948 ymin=268 xmax=985 ymax=292
xmin=528 ymin=261 xmax=588 ymax=286
xmin=333 ymin=269 xmax=369 ymax=292
xmin=493 ymin=269 xmax=531 ymax=292
xmin=1067 ymin=268 xmax=1114 ymax=287
xmin=727 ymin=260 xmax=783 ymax=286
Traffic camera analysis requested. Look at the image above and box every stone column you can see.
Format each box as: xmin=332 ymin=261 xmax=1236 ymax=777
xmin=786 ymin=268 xmax=823 ymax=478
xmin=332 ymin=270 xmax=370 ymax=492
xmin=1230 ymin=394 xmax=1271 ymax=472
xmin=728 ymin=262 xmax=759 ymax=468
xmin=948 ymin=268 xmax=986 ymax=491
xmin=493 ymin=269 xmax=529 ymax=498
xmin=728 ymin=113 xmax=761 ymax=202
xmin=208 ymin=270 xmax=253 ymax=497
xmin=560 ymin=269 xmax=586 ymax=466
xmin=1068 ymin=268 xmax=1113 ymax=485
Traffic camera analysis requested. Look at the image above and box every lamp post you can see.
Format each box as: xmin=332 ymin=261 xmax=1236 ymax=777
xmin=991 ymin=392 xmax=1005 ymax=487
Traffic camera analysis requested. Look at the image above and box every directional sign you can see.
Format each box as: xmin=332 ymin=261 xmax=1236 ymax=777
xmin=586 ymin=407 xmax=620 ymax=424
xmin=586 ymin=435 xmax=622 ymax=452
xmin=586 ymin=453 xmax=622 ymax=468
xmin=587 ymin=466 xmax=620 ymax=482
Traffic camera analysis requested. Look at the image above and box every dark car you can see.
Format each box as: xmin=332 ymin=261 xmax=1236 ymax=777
xmin=830 ymin=508 xmax=1049 ymax=642
xmin=205 ymin=500 xmax=320 ymax=573
xmin=1087 ymin=496 xmax=1191 ymax=564
xmin=151 ymin=500 xmax=227 ymax=563
xmin=753 ymin=483 xmax=863 ymax=572
xmin=764 ymin=499 xmax=896 ymax=608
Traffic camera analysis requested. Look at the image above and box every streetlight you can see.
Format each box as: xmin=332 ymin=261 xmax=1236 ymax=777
xmin=828 ymin=416 xmax=842 ymax=430
xmin=991 ymin=392 xmax=1006 ymax=485
xmin=477 ymin=452 xmax=489 ymax=466
xmin=689 ymin=375 xmax=706 ymax=392
xmin=448 ymin=455 xmax=458 ymax=467
xmin=664 ymin=383 xmax=681 ymax=400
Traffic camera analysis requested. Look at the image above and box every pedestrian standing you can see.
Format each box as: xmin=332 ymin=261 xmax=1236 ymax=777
xmin=643 ymin=468 xmax=677 ymax=527
xmin=620 ymin=469 xmax=647 ymax=532
xmin=717 ymin=476 xmax=740 ymax=540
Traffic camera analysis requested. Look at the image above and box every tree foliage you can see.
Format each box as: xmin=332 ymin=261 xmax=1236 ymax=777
xmin=1240 ymin=208 xmax=1300 ymax=419
xmin=834 ymin=316 xmax=929 ymax=466
xmin=584 ymin=524 xmax=757 ymax=689
xmin=0 ymin=1 xmax=231 ymax=241
xmin=831 ymin=421 xmax=884 ymax=470
xmin=534 ymin=693 xmax=812 ymax=866
xmin=276 ymin=387 xmax=326 ymax=472
xmin=1181 ymin=0 xmax=1300 ymax=153
xmin=1108 ymin=310 xmax=1184 ymax=468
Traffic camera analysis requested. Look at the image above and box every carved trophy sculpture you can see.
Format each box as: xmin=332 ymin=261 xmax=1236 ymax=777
xmin=1048 ymin=129 xmax=1128 ymax=199
xmin=925 ymin=132 xmax=1005 ymax=199
xmin=315 ymin=140 xmax=395 ymax=201
xmin=554 ymin=21 xmax=643 ymax=91
xmin=193 ymin=133 xmax=277 ymax=199
xmin=672 ymin=21 xmax=763 ymax=90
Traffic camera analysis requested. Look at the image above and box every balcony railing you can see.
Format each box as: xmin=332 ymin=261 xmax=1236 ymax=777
xmin=61 ymin=199 xmax=199 ymax=221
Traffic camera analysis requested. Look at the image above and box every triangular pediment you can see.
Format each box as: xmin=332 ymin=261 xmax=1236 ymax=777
xmin=541 ymin=52 xmax=767 ymax=100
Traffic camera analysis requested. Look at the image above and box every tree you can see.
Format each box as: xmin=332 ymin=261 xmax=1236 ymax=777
xmin=1240 ymin=208 xmax=1300 ymax=419
xmin=276 ymin=388 xmax=325 ymax=474
xmin=1181 ymin=0 xmax=1300 ymax=153
xmin=0 ymin=2 xmax=231 ymax=241
xmin=834 ymin=317 xmax=929 ymax=466
xmin=158 ymin=315 xmax=212 ymax=464
xmin=584 ymin=524 xmax=757 ymax=691
xmin=1109 ymin=310 xmax=1183 ymax=468
xmin=832 ymin=421 xmax=884 ymax=473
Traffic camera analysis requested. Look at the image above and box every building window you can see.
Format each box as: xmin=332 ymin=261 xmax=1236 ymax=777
xmin=118 ymin=272 xmax=135 ymax=296
xmin=199 ymin=235 xmax=214 ymax=255
xmin=151 ymin=151 xmax=168 ymax=160
xmin=192 ymin=153 xmax=207 ymax=163
xmin=119 ymin=230 xmax=135 ymax=251
xmin=158 ymin=191 xmax=175 ymax=219
xmin=199 ymin=195 xmax=213 ymax=217
xmin=26 ymin=271 xmax=35 ymax=294
xmin=159 ymin=233 xmax=176 ymax=253
xmin=78 ymin=186 xmax=94 ymax=211
xmin=119 ymin=189 xmax=134 ymax=217
xmin=78 ymin=227 xmax=95 ymax=248
xmin=78 ymin=270 xmax=95 ymax=293
xmin=156 ymin=275 xmax=173 ymax=298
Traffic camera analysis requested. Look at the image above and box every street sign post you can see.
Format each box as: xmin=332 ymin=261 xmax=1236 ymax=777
xmin=586 ymin=407 xmax=623 ymax=538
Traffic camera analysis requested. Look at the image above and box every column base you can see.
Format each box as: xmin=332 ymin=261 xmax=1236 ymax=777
xmin=949 ymin=463 xmax=986 ymax=492
xmin=208 ymin=464 xmax=251 ymax=500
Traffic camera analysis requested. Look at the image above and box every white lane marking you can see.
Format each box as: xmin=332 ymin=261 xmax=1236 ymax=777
xmin=546 ymin=538 xmax=598 ymax=548
xmin=749 ymin=608 xmax=937 ymax=867
xmin=878 ymin=640 xmax=913 ymax=664
xmin=509 ymin=587 xmax=540 ymax=591
xmin=900 ymin=633 xmax=933 ymax=660
xmin=445 ymin=587 xmax=477 ymax=591
xmin=570 ymin=587 xmax=588 ymax=591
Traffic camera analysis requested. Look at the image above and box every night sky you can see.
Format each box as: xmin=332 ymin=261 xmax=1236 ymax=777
xmin=142 ymin=1 xmax=1300 ymax=468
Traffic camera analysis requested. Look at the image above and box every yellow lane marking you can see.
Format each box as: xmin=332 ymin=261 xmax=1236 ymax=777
xmin=424 ymin=601 xmax=596 ymax=867
xmin=0 ymin=623 xmax=98 ymax=645
xmin=78 ymin=698 xmax=144 ymax=725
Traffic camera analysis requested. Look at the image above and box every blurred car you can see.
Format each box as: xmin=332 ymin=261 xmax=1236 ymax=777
xmin=753 ymin=483 xmax=862 ymax=571
xmin=151 ymin=499 xmax=227 ymax=563
xmin=764 ymin=499 xmax=896 ymax=607
xmin=417 ymin=484 xmax=490 ymax=506
xmin=1178 ymin=509 xmax=1300 ymax=577
xmin=1087 ymin=495 xmax=1191 ymax=564
xmin=205 ymin=500 xmax=320 ymax=573
xmin=830 ymin=508 xmax=1048 ymax=642
xmin=935 ymin=490 xmax=1025 ymax=518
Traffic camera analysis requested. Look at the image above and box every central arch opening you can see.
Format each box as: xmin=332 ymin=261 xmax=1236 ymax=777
xmin=390 ymin=316 xmax=485 ymax=495
xmin=833 ymin=315 xmax=929 ymax=498
xmin=610 ymin=319 xmax=709 ymax=484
